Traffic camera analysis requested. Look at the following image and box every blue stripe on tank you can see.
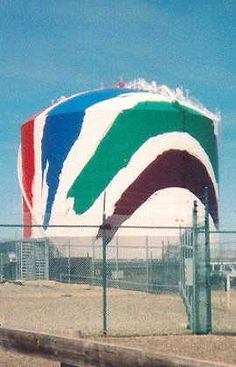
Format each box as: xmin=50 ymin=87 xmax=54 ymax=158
xmin=41 ymin=88 xmax=139 ymax=228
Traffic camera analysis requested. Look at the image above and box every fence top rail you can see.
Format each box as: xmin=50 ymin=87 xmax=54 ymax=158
xmin=0 ymin=224 xmax=193 ymax=230
xmin=209 ymin=230 xmax=236 ymax=234
xmin=0 ymin=328 xmax=233 ymax=367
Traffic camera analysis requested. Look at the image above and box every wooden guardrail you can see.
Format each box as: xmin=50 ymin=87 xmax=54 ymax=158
xmin=0 ymin=328 xmax=233 ymax=367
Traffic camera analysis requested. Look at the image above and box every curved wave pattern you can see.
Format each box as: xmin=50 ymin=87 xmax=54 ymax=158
xmin=41 ymin=88 xmax=138 ymax=228
xmin=68 ymin=102 xmax=218 ymax=215
xmin=97 ymin=149 xmax=218 ymax=242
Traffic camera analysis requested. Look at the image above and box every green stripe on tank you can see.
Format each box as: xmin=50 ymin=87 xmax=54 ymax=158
xmin=67 ymin=101 xmax=218 ymax=214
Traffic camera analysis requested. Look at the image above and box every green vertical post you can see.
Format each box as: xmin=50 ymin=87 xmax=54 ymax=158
xmin=192 ymin=200 xmax=199 ymax=334
xmin=116 ymin=236 xmax=119 ymax=288
xmin=91 ymin=240 xmax=95 ymax=286
xmin=179 ymin=224 xmax=182 ymax=292
xmin=205 ymin=187 xmax=212 ymax=333
xmin=102 ymin=192 xmax=107 ymax=336
xmin=150 ymin=250 xmax=153 ymax=293
xmin=0 ymin=253 xmax=3 ymax=281
xmin=45 ymin=240 xmax=49 ymax=280
xmin=179 ymin=224 xmax=185 ymax=297
xmin=68 ymin=240 xmax=71 ymax=284
xmin=146 ymin=236 xmax=149 ymax=293
xmin=162 ymin=241 xmax=165 ymax=290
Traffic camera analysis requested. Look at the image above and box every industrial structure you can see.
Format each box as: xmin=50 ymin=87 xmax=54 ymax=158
xmin=18 ymin=80 xmax=219 ymax=243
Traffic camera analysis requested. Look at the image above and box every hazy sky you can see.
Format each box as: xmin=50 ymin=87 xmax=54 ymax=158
xmin=0 ymin=0 xmax=235 ymax=228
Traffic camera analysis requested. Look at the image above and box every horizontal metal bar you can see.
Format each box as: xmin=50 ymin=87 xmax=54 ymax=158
xmin=0 ymin=224 xmax=192 ymax=230
xmin=209 ymin=230 xmax=236 ymax=234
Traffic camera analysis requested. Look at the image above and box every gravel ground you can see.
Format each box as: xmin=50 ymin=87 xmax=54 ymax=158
xmin=0 ymin=280 xmax=188 ymax=336
xmin=92 ymin=335 xmax=236 ymax=366
xmin=0 ymin=281 xmax=235 ymax=366
xmin=0 ymin=348 xmax=58 ymax=367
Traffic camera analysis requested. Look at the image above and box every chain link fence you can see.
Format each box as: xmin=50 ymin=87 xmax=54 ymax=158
xmin=209 ymin=230 xmax=236 ymax=334
xmin=0 ymin=221 xmax=236 ymax=337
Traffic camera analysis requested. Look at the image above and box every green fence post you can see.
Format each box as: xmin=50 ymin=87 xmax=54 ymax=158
xmin=0 ymin=253 xmax=3 ymax=281
xmin=116 ymin=236 xmax=119 ymax=288
xmin=192 ymin=200 xmax=199 ymax=334
xmin=91 ymin=240 xmax=95 ymax=286
xmin=205 ymin=187 xmax=212 ymax=333
xmin=179 ymin=225 xmax=183 ymax=294
xmin=146 ymin=236 xmax=149 ymax=293
xmin=161 ymin=241 xmax=165 ymax=292
xmin=102 ymin=192 xmax=107 ymax=336
xmin=68 ymin=240 xmax=71 ymax=284
xmin=150 ymin=250 xmax=153 ymax=293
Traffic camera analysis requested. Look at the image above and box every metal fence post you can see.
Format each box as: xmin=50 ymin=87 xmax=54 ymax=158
xmin=20 ymin=241 xmax=23 ymax=280
xmin=192 ymin=200 xmax=198 ymax=334
xmin=91 ymin=240 xmax=95 ymax=286
xmin=146 ymin=236 xmax=149 ymax=293
xmin=179 ymin=225 xmax=183 ymax=293
xmin=45 ymin=240 xmax=49 ymax=280
xmin=116 ymin=236 xmax=119 ymax=288
xmin=162 ymin=241 xmax=165 ymax=289
xmin=102 ymin=192 xmax=107 ymax=336
xmin=68 ymin=240 xmax=71 ymax=284
xmin=205 ymin=187 xmax=212 ymax=333
xmin=150 ymin=249 xmax=153 ymax=293
xmin=0 ymin=253 xmax=3 ymax=281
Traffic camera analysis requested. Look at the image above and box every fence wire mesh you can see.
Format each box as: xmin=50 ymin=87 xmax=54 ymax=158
xmin=0 ymin=223 xmax=236 ymax=337
xmin=209 ymin=230 xmax=236 ymax=334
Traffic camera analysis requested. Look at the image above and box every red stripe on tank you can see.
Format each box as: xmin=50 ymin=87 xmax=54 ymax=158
xmin=22 ymin=198 xmax=32 ymax=238
xmin=21 ymin=117 xmax=35 ymax=238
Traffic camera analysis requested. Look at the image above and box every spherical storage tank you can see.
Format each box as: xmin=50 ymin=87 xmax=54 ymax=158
xmin=18 ymin=80 xmax=219 ymax=241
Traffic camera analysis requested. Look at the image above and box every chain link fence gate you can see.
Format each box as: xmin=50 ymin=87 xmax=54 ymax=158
xmin=180 ymin=190 xmax=212 ymax=335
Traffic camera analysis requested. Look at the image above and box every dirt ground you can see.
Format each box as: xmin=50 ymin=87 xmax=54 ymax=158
xmin=0 ymin=348 xmax=57 ymax=367
xmin=0 ymin=280 xmax=188 ymax=336
xmin=0 ymin=280 xmax=235 ymax=366
xmin=92 ymin=335 xmax=236 ymax=366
